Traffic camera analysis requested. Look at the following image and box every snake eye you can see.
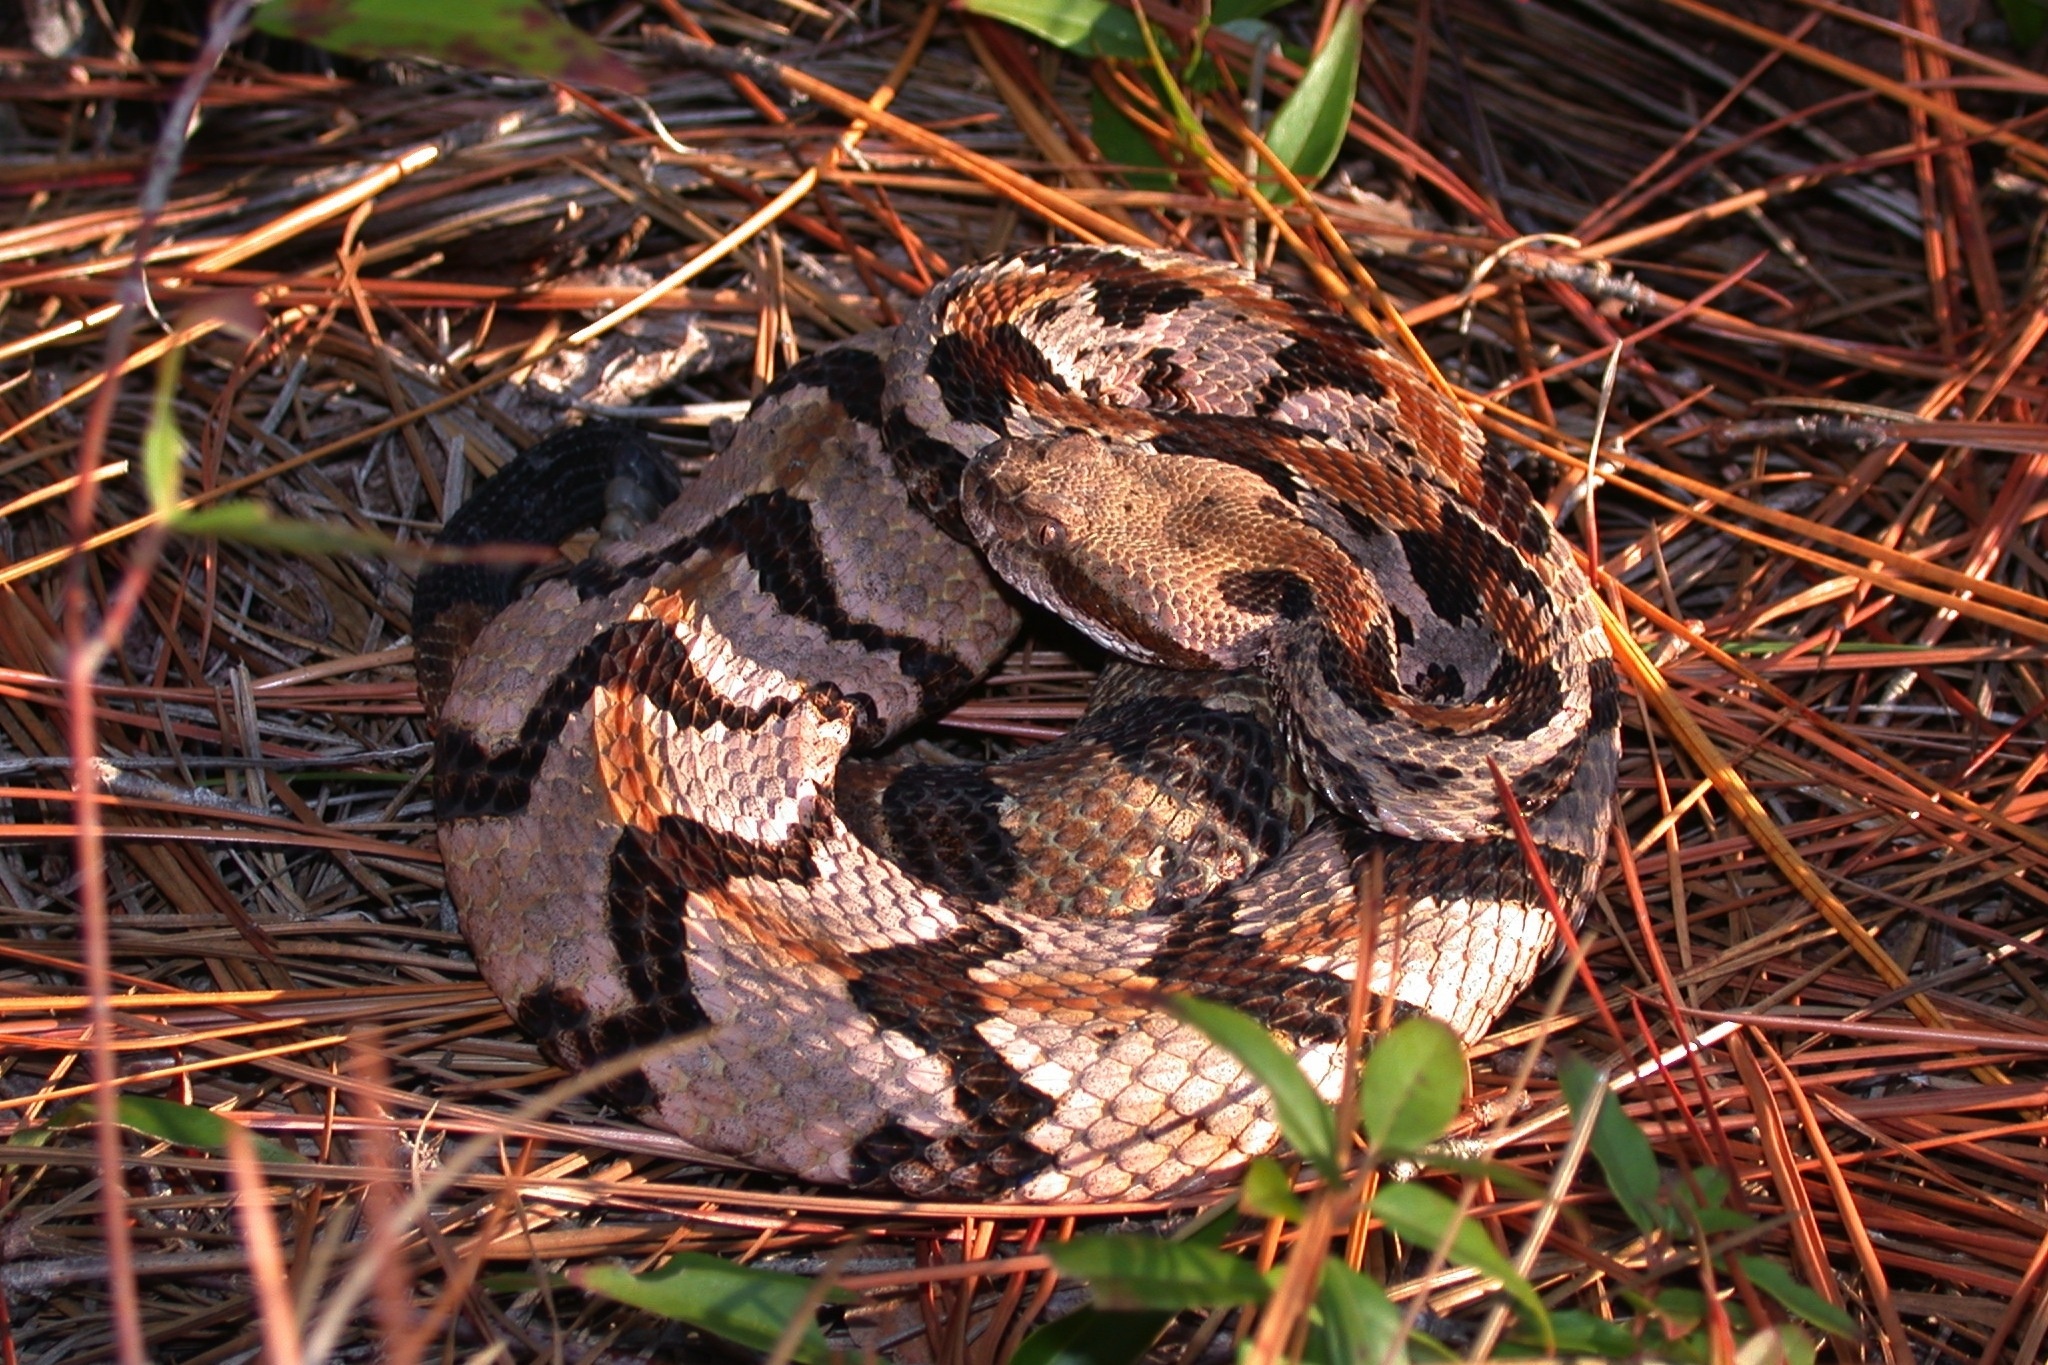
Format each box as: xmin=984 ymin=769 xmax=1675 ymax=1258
xmin=1031 ymin=517 xmax=1066 ymax=549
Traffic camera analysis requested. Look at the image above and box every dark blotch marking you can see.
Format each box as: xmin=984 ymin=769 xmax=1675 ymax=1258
xmin=440 ymin=487 xmax=976 ymax=820
xmin=1091 ymin=277 xmax=1204 ymax=328
xmin=640 ymin=810 xmax=823 ymax=889
xmin=595 ymin=490 xmax=972 ymax=724
xmin=608 ymin=823 xmax=714 ymax=1030
xmin=1086 ymin=690 xmax=1303 ymax=881
xmin=1415 ymin=663 xmax=1467 ymax=705
xmin=926 ymin=333 xmax=1011 ymax=433
xmin=1469 ymin=447 xmax=1557 ymax=558
xmin=1218 ymin=568 xmax=1316 ymax=622
xmin=697 ymin=492 xmax=972 ymax=719
xmin=511 ymin=981 xmax=660 ymax=1111
xmin=1472 ymin=653 xmax=1567 ymax=743
xmin=1139 ymin=877 xmax=1354 ymax=1045
xmin=603 ymin=617 xmax=819 ymax=738
xmin=415 ymin=422 xmax=679 ymax=714
xmin=509 ymin=809 xmax=827 ymax=1114
xmin=845 ymin=765 xmax=1022 ymax=906
xmin=1510 ymin=729 xmax=1588 ymax=813
xmin=1313 ymin=629 xmax=1397 ymax=727
xmin=883 ymin=409 xmax=973 ymax=538
xmin=1146 ymin=417 xmax=1306 ymax=503
xmin=759 ymin=344 xmax=887 ymax=429
xmin=844 ymin=916 xmax=1057 ymax=1196
xmin=433 ymin=639 xmax=605 ymax=820
xmin=1137 ymin=347 xmax=1188 ymax=407
xmin=1253 ymin=334 xmax=1388 ymax=417
xmin=1586 ymin=656 xmax=1622 ymax=733
xmin=1340 ymin=502 xmax=1388 ymax=546
xmin=514 ymin=983 xmax=593 ymax=1041
xmin=927 ymin=324 xmax=1067 ymax=433
xmin=1396 ymin=529 xmax=1484 ymax=627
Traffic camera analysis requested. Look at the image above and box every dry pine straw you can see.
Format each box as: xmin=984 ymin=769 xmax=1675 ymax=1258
xmin=0 ymin=0 xmax=2046 ymax=1361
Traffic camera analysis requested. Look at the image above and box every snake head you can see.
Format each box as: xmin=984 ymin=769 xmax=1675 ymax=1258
xmin=960 ymin=433 xmax=1372 ymax=677
xmin=960 ymin=435 xmax=1080 ymax=552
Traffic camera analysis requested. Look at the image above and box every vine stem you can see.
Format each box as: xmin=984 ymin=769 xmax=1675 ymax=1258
xmin=59 ymin=4 xmax=256 ymax=1363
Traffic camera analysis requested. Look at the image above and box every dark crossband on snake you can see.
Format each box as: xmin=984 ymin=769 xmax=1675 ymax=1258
xmin=411 ymin=245 xmax=1621 ymax=1202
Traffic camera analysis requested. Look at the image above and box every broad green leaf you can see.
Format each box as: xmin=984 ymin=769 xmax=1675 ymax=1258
xmin=1358 ymin=1017 xmax=1465 ymax=1154
xmin=1309 ymin=1258 xmax=1413 ymax=1365
xmin=254 ymin=0 xmax=644 ymax=92
xmin=1371 ymin=1182 xmax=1549 ymax=1344
xmin=1214 ymin=0 xmax=1301 ymax=24
xmin=1676 ymin=1166 xmax=1756 ymax=1235
xmin=573 ymin=1254 xmax=850 ymax=1365
xmin=1521 ymin=1308 xmax=1643 ymax=1358
xmin=1047 ymin=1234 xmax=1271 ymax=1311
xmin=53 ymin=1096 xmax=306 ymax=1165
xmin=1168 ymin=995 xmax=1340 ymax=1182
xmin=1088 ymin=85 xmax=1177 ymax=192
xmin=1010 ymin=1307 xmax=1172 ymax=1365
xmin=1407 ymin=1153 xmax=1546 ymax=1200
xmin=1561 ymin=1054 xmax=1669 ymax=1237
xmin=480 ymin=1271 xmax=567 ymax=1293
xmin=1015 ymin=1182 xmax=1234 ymax=1360
xmin=142 ymin=352 xmax=185 ymax=513
xmin=172 ymin=500 xmax=402 ymax=557
xmin=1219 ymin=19 xmax=1311 ymax=66
xmin=1239 ymin=1156 xmax=1305 ymax=1222
xmin=1172 ymin=1195 xmax=1241 ymax=1250
xmin=1999 ymin=0 xmax=2045 ymax=47
xmin=1735 ymin=1257 xmax=1857 ymax=1339
xmin=1641 ymin=1286 xmax=1708 ymax=1337
xmin=960 ymin=0 xmax=1150 ymax=57
xmin=1259 ymin=1 xmax=1362 ymax=203
xmin=1736 ymin=1324 xmax=1818 ymax=1365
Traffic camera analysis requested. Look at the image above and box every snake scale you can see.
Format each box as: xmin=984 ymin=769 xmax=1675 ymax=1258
xmin=413 ymin=246 xmax=1621 ymax=1202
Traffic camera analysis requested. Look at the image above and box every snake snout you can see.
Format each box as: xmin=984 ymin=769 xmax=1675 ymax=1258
xmin=961 ymin=438 xmax=1081 ymax=549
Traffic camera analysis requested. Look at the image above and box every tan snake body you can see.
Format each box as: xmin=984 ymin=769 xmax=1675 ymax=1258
xmin=413 ymin=246 xmax=1621 ymax=1201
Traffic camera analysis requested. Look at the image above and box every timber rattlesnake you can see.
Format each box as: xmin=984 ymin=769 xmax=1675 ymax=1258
xmin=413 ymin=245 xmax=1621 ymax=1202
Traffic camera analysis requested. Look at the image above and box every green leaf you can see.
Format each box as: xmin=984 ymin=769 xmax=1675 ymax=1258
xmin=1358 ymin=1017 xmax=1465 ymax=1154
xmin=1999 ymin=0 xmax=2046 ymax=48
xmin=1309 ymin=1258 xmax=1414 ymax=1365
xmin=480 ymin=1271 xmax=567 ymax=1293
xmin=1560 ymin=1054 xmax=1670 ymax=1237
xmin=1213 ymin=0 xmax=1300 ymax=24
xmin=1047 ymin=1234 xmax=1271 ymax=1311
xmin=1088 ymin=85 xmax=1177 ymax=192
xmin=1735 ymin=1257 xmax=1857 ymax=1339
xmin=960 ymin=0 xmax=1150 ymax=57
xmin=1676 ymin=1166 xmax=1755 ymax=1235
xmin=1407 ymin=1153 xmax=1547 ymax=1200
xmin=1524 ymin=1308 xmax=1644 ymax=1358
xmin=1010 ymin=1307 xmax=1172 ymax=1365
xmin=1239 ymin=1156 xmax=1306 ymax=1222
xmin=1132 ymin=5 xmax=1211 ymax=162
xmin=1167 ymin=995 xmax=1340 ymax=1182
xmin=1371 ymin=1182 xmax=1549 ymax=1344
xmin=1259 ymin=1 xmax=1362 ymax=203
xmin=253 ymin=0 xmax=644 ymax=92
xmin=573 ymin=1254 xmax=850 ymax=1364
xmin=171 ymin=500 xmax=402 ymax=557
xmin=1741 ymin=1323 xmax=1818 ymax=1365
xmin=52 ymin=1096 xmax=306 ymax=1165
xmin=142 ymin=352 xmax=185 ymax=514
xmin=1641 ymin=1286 xmax=1708 ymax=1337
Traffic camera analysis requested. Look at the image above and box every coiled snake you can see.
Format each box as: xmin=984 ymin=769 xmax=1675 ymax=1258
xmin=413 ymin=246 xmax=1621 ymax=1202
